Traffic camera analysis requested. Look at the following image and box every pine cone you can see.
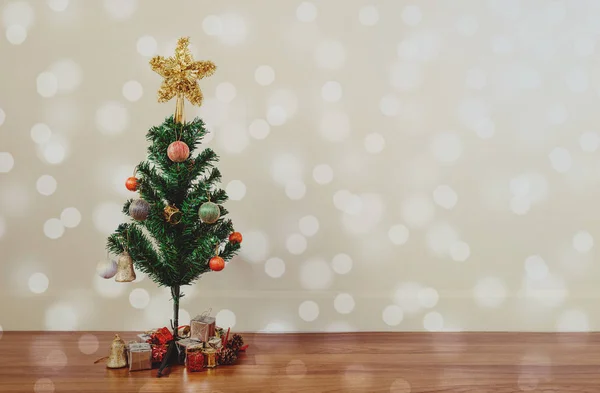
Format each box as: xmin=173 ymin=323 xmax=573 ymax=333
xmin=219 ymin=347 xmax=237 ymax=365
xmin=227 ymin=334 xmax=244 ymax=351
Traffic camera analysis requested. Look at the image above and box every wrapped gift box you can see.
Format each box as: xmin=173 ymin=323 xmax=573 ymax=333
xmin=190 ymin=314 xmax=215 ymax=342
xmin=127 ymin=342 xmax=152 ymax=371
xmin=176 ymin=338 xmax=203 ymax=364
xmin=186 ymin=344 xmax=204 ymax=372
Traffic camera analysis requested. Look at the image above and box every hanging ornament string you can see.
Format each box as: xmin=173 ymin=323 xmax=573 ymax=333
xmin=215 ymin=243 xmax=220 ymax=256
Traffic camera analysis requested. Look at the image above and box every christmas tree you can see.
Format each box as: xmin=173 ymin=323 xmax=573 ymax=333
xmin=105 ymin=37 xmax=242 ymax=364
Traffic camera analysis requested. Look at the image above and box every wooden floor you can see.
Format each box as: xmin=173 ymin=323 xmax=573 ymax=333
xmin=0 ymin=332 xmax=599 ymax=392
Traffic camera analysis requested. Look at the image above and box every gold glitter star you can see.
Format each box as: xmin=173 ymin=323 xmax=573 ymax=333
xmin=150 ymin=37 xmax=216 ymax=123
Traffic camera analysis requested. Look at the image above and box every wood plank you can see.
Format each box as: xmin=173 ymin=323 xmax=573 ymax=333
xmin=0 ymin=332 xmax=599 ymax=392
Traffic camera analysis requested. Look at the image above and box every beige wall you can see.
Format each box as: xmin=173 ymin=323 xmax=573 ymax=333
xmin=1 ymin=0 xmax=599 ymax=333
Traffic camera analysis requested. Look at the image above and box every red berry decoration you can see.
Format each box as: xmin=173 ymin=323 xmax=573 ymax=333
xmin=229 ymin=232 xmax=242 ymax=244
xmin=125 ymin=177 xmax=138 ymax=191
xmin=167 ymin=141 xmax=190 ymax=163
xmin=209 ymin=256 xmax=225 ymax=271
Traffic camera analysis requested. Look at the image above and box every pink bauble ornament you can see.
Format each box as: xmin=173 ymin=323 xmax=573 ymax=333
xmin=167 ymin=141 xmax=190 ymax=163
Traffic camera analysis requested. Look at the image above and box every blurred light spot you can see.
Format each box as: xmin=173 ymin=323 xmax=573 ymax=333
xmin=426 ymin=222 xmax=458 ymax=257
xmin=298 ymin=300 xmax=319 ymax=321
xmin=299 ymin=215 xmax=319 ymax=237
xmin=418 ymin=287 xmax=439 ymax=308
xmin=388 ymin=224 xmax=409 ymax=245
xmin=380 ymin=94 xmax=400 ymax=116
xmin=455 ymin=15 xmax=478 ymax=36
xmin=6 ymin=24 xmax=26 ymax=44
xmin=248 ymin=118 xmax=270 ymax=139
xmin=390 ymin=378 xmax=412 ymax=393
xmin=285 ymin=180 xmax=306 ymax=200
xmin=430 ymin=132 xmax=462 ymax=164
xmin=466 ymin=68 xmax=487 ymax=89
xmin=37 ymin=72 xmax=58 ymax=98
xmin=579 ymin=132 xmax=600 ymax=152
xmin=300 ymin=258 xmax=333 ymax=289
xmin=394 ymin=282 xmax=423 ymax=314
xmin=271 ymin=153 xmax=302 ymax=185
xmin=556 ymin=309 xmax=589 ymax=332
xmin=92 ymin=202 xmax=124 ymax=235
xmin=573 ymin=231 xmax=593 ymax=253
xmin=31 ymin=123 xmax=52 ymax=144
xmin=296 ymin=2 xmax=317 ymax=22
xmin=136 ymin=35 xmax=157 ymax=57
xmin=391 ymin=62 xmax=422 ymax=91
xmin=267 ymin=105 xmax=287 ymax=125
xmin=331 ymin=253 xmax=352 ymax=275
xmin=103 ymin=0 xmax=137 ymax=20
xmin=423 ymin=311 xmax=444 ymax=331
xmin=525 ymin=255 xmax=548 ymax=281
xmin=286 ymin=233 xmax=307 ymax=254
xmin=96 ymin=101 xmax=129 ymax=135
xmin=216 ymin=82 xmax=236 ymax=103
xmin=216 ymin=309 xmax=236 ymax=328
xmin=43 ymin=218 xmax=64 ymax=239
xmin=129 ymin=288 xmax=150 ymax=309
xmin=286 ymin=359 xmax=307 ymax=379
xmin=2 ymin=1 xmax=35 ymax=28
xmin=255 ymin=65 xmax=275 ymax=86
xmin=45 ymin=303 xmax=77 ymax=330
xmin=334 ymin=293 xmax=355 ymax=314
xmin=78 ymin=334 xmax=99 ymax=355
xmin=36 ymin=175 xmax=57 ymax=196
xmin=122 ymin=80 xmax=143 ymax=102
xmin=364 ymin=133 xmax=385 ymax=154
xmin=50 ymin=59 xmax=82 ymax=93
xmin=219 ymin=122 xmax=249 ymax=154
xmin=402 ymin=5 xmax=422 ymax=26
xmin=239 ymin=230 xmax=269 ymax=263
xmin=433 ymin=185 xmax=457 ymax=209
xmin=265 ymin=257 xmax=285 ymax=278
xmin=0 ymin=152 xmax=14 ymax=173
xmin=565 ymin=67 xmax=589 ymax=93
xmin=29 ymin=272 xmax=49 ymax=294
xmin=548 ymin=147 xmax=572 ymax=173
xmin=314 ymin=40 xmax=345 ymax=69
xmin=47 ymin=0 xmax=69 ymax=12
xmin=93 ymin=275 xmax=125 ymax=298
xmin=226 ymin=179 xmax=246 ymax=201
xmin=473 ymin=277 xmax=507 ymax=308
xmin=382 ymin=305 xmax=403 ymax=326
xmin=401 ymin=194 xmax=435 ymax=228
xmin=358 ymin=5 xmax=379 ymax=26
xmin=450 ymin=241 xmax=470 ymax=262
xmin=322 ymin=81 xmax=342 ymax=102
xmin=217 ymin=13 xmax=246 ymax=45
xmin=320 ymin=110 xmax=350 ymax=141
xmin=313 ymin=164 xmax=333 ymax=184
xmin=34 ymin=378 xmax=54 ymax=393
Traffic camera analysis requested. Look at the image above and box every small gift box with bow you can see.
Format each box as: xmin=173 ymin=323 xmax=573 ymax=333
xmin=176 ymin=338 xmax=203 ymax=364
xmin=186 ymin=344 xmax=204 ymax=372
xmin=190 ymin=311 xmax=216 ymax=342
xmin=127 ymin=342 xmax=152 ymax=371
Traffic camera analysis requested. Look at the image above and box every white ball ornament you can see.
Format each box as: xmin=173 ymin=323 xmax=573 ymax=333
xmin=96 ymin=259 xmax=118 ymax=279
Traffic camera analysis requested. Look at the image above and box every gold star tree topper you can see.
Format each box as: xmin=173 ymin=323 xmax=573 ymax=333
xmin=150 ymin=37 xmax=216 ymax=123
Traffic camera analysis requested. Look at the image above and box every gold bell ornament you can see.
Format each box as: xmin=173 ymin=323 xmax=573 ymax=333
xmin=114 ymin=251 xmax=136 ymax=282
xmin=106 ymin=334 xmax=128 ymax=369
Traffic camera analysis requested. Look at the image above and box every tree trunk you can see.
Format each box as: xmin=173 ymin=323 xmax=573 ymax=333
xmin=171 ymin=285 xmax=181 ymax=340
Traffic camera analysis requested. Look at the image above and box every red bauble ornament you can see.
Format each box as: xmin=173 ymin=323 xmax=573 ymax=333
xmin=229 ymin=232 xmax=242 ymax=244
xmin=125 ymin=177 xmax=138 ymax=191
xmin=209 ymin=256 xmax=225 ymax=271
xmin=167 ymin=141 xmax=190 ymax=163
